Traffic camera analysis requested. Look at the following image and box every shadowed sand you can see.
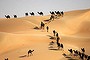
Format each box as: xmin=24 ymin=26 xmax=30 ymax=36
xmin=0 ymin=9 xmax=90 ymax=60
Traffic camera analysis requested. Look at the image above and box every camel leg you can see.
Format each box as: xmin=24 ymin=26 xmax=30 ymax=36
xmin=28 ymin=53 xmax=29 ymax=57
xmin=58 ymin=46 xmax=60 ymax=50
xmin=30 ymin=53 xmax=33 ymax=56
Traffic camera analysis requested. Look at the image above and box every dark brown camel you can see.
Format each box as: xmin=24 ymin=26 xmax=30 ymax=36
xmin=68 ymin=49 xmax=73 ymax=54
xmin=30 ymin=12 xmax=35 ymax=16
xmin=25 ymin=13 xmax=28 ymax=16
xmin=81 ymin=48 xmax=85 ymax=53
xmin=5 ymin=15 xmax=10 ymax=19
xmin=13 ymin=15 xmax=17 ymax=18
xmin=37 ymin=12 xmax=43 ymax=16
xmin=50 ymin=11 xmax=55 ymax=15
xmin=28 ymin=50 xmax=34 ymax=56
xmin=55 ymin=11 xmax=61 ymax=16
xmin=50 ymin=15 xmax=54 ymax=20
xmin=61 ymin=11 xmax=64 ymax=17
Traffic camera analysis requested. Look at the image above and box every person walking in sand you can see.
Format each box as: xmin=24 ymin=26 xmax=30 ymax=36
xmin=42 ymin=23 xmax=45 ymax=30
xmin=40 ymin=21 xmax=43 ymax=29
xmin=57 ymin=43 xmax=60 ymax=49
xmin=53 ymin=30 xmax=56 ymax=36
xmin=56 ymin=32 xmax=59 ymax=37
xmin=46 ymin=26 xmax=49 ymax=32
xmin=60 ymin=43 xmax=64 ymax=50
xmin=40 ymin=21 xmax=45 ymax=30
xmin=56 ymin=36 xmax=60 ymax=44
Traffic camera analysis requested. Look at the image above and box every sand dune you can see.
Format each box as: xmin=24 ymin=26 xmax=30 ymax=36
xmin=0 ymin=19 xmax=35 ymax=32
xmin=48 ymin=9 xmax=90 ymax=37
xmin=0 ymin=9 xmax=90 ymax=60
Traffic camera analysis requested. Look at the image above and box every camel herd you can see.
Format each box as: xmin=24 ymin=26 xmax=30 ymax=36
xmin=5 ymin=15 xmax=17 ymax=19
xmin=4 ymin=11 xmax=64 ymax=19
xmin=67 ymin=48 xmax=90 ymax=60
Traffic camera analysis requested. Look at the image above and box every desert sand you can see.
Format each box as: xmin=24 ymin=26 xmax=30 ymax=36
xmin=0 ymin=9 xmax=90 ymax=60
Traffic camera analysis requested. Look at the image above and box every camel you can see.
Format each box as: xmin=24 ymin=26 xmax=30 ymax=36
xmin=50 ymin=11 xmax=55 ymax=15
xmin=5 ymin=15 xmax=10 ymax=19
xmin=60 ymin=43 xmax=64 ymax=49
xmin=81 ymin=48 xmax=85 ymax=53
xmin=73 ymin=50 xmax=78 ymax=55
xmin=50 ymin=11 xmax=59 ymax=19
xmin=28 ymin=50 xmax=34 ymax=56
xmin=37 ymin=12 xmax=43 ymax=16
xmin=50 ymin=15 xmax=54 ymax=20
xmin=55 ymin=11 xmax=61 ymax=16
xmin=87 ymin=56 xmax=90 ymax=60
xmin=85 ymin=55 xmax=88 ymax=60
xmin=30 ymin=12 xmax=34 ymax=16
xmin=68 ymin=49 xmax=73 ymax=54
xmin=61 ymin=11 xmax=64 ymax=17
xmin=25 ymin=13 xmax=28 ymax=16
xmin=13 ymin=15 xmax=17 ymax=18
xmin=67 ymin=49 xmax=90 ymax=60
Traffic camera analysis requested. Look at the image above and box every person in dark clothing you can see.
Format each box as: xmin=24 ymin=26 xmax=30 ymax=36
xmin=57 ymin=43 xmax=60 ymax=49
xmin=60 ymin=43 xmax=64 ymax=49
xmin=42 ymin=23 xmax=45 ymax=30
xmin=56 ymin=37 xmax=60 ymax=44
xmin=46 ymin=26 xmax=49 ymax=32
xmin=40 ymin=21 xmax=45 ymax=30
xmin=56 ymin=33 xmax=59 ymax=37
xmin=53 ymin=30 xmax=56 ymax=36
xmin=40 ymin=21 xmax=43 ymax=29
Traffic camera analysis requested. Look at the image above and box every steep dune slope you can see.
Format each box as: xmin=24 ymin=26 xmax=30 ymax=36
xmin=65 ymin=10 xmax=90 ymax=36
xmin=48 ymin=9 xmax=90 ymax=37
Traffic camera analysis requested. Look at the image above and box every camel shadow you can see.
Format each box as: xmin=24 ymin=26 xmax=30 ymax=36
xmin=19 ymin=55 xmax=27 ymax=58
xmin=43 ymin=19 xmax=51 ymax=24
xmin=68 ymin=59 xmax=78 ymax=60
xmin=62 ymin=53 xmax=79 ymax=60
xmin=49 ymin=48 xmax=59 ymax=51
xmin=47 ymin=35 xmax=56 ymax=40
xmin=33 ymin=26 xmax=40 ymax=30
xmin=44 ymin=19 xmax=50 ymax=22
xmin=48 ymin=42 xmax=60 ymax=51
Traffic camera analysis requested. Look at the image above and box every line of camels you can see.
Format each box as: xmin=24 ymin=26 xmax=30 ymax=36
xmin=5 ymin=11 xmax=64 ymax=19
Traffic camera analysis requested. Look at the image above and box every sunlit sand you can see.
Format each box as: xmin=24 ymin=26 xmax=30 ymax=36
xmin=0 ymin=9 xmax=90 ymax=60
